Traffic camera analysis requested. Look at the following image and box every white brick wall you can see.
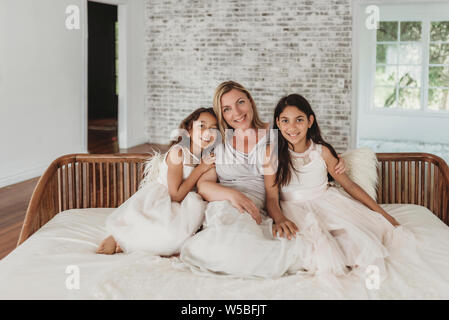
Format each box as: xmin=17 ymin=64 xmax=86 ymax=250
xmin=144 ymin=0 xmax=352 ymax=152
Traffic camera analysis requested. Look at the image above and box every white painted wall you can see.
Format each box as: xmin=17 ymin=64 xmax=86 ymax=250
xmin=0 ymin=0 xmax=146 ymax=188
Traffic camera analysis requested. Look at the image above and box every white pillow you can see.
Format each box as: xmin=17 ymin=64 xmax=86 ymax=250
xmin=331 ymin=147 xmax=379 ymax=201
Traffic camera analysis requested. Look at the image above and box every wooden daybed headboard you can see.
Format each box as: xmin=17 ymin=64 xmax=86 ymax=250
xmin=17 ymin=152 xmax=449 ymax=246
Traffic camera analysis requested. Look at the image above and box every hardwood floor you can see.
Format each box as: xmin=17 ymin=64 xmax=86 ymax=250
xmin=0 ymin=177 xmax=40 ymax=260
xmin=88 ymin=118 xmax=119 ymax=153
xmin=0 ymin=141 xmax=169 ymax=260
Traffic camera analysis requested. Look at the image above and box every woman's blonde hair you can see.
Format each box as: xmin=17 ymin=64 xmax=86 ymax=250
xmin=212 ymin=81 xmax=265 ymax=141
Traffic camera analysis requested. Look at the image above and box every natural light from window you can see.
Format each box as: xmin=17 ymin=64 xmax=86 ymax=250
xmin=374 ymin=20 xmax=449 ymax=111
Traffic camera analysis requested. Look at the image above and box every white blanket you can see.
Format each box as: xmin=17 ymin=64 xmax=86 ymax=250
xmin=1 ymin=204 xmax=449 ymax=299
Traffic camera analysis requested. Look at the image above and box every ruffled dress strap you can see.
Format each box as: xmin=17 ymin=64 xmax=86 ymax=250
xmin=164 ymin=144 xmax=200 ymax=166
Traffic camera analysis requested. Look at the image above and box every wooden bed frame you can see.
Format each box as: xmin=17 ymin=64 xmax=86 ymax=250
xmin=17 ymin=152 xmax=449 ymax=246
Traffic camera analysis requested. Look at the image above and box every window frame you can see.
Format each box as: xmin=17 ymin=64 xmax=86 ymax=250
xmin=359 ymin=2 xmax=449 ymax=118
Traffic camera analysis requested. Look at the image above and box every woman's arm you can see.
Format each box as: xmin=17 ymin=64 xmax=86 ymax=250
xmin=321 ymin=146 xmax=400 ymax=227
xmin=197 ymin=164 xmax=262 ymax=224
xmin=166 ymin=147 xmax=214 ymax=202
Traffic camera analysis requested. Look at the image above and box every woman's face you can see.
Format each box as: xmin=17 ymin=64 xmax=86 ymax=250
xmin=276 ymin=106 xmax=314 ymax=146
xmin=190 ymin=112 xmax=218 ymax=150
xmin=220 ymin=88 xmax=254 ymax=130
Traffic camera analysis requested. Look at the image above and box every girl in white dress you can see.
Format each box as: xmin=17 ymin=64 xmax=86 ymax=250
xmin=265 ymin=93 xmax=410 ymax=279
xmin=179 ymin=82 xmax=346 ymax=278
xmin=96 ymin=107 xmax=218 ymax=255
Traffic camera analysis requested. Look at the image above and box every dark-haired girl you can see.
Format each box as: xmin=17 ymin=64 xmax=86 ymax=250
xmin=97 ymin=107 xmax=217 ymax=255
xmin=265 ymin=94 xmax=410 ymax=278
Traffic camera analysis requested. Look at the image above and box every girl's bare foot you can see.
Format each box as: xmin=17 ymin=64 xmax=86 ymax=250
xmin=115 ymin=243 xmax=123 ymax=253
xmin=96 ymin=235 xmax=118 ymax=255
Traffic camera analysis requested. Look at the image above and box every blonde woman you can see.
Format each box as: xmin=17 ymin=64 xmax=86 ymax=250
xmin=180 ymin=81 xmax=345 ymax=278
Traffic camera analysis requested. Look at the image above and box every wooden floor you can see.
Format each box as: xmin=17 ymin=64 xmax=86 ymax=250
xmin=0 ymin=177 xmax=40 ymax=260
xmin=0 ymin=137 xmax=169 ymax=260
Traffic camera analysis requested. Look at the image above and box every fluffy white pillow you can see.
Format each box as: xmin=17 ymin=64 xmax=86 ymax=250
xmin=331 ymin=147 xmax=380 ymax=201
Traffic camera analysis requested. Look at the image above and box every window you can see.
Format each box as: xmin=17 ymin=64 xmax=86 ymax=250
xmin=355 ymin=2 xmax=449 ymax=149
xmin=374 ymin=20 xmax=449 ymax=111
xmin=428 ymin=22 xmax=449 ymax=110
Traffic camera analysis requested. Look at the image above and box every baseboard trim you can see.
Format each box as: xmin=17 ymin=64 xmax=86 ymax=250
xmin=0 ymin=164 xmax=48 ymax=189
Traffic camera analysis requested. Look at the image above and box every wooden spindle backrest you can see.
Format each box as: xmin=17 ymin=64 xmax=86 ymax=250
xmin=56 ymin=154 xmax=150 ymax=211
xmin=18 ymin=152 xmax=449 ymax=246
xmin=376 ymin=153 xmax=449 ymax=225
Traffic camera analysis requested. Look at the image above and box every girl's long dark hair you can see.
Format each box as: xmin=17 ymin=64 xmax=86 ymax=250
xmin=169 ymin=107 xmax=216 ymax=147
xmin=273 ymin=94 xmax=339 ymax=187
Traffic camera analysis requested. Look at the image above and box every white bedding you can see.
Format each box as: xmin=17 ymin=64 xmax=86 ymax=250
xmin=1 ymin=204 xmax=449 ymax=299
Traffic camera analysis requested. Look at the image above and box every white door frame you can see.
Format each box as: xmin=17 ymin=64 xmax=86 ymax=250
xmin=81 ymin=0 xmax=128 ymax=152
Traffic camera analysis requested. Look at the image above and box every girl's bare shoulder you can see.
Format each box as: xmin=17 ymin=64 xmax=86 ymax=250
xmin=166 ymin=145 xmax=184 ymax=166
xmin=320 ymin=144 xmax=338 ymax=167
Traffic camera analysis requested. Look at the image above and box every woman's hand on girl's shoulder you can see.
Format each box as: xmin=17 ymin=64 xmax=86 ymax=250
xmin=322 ymin=145 xmax=346 ymax=175
xmin=272 ymin=218 xmax=299 ymax=240
xmin=321 ymin=146 xmax=344 ymax=176
xmin=334 ymin=154 xmax=346 ymax=175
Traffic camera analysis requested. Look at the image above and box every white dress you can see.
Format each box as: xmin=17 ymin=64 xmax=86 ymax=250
xmin=105 ymin=144 xmax=207 ymax=256
xmin=279 ymin=142 xmax=427 ymax=280
xmin=180 ymin=128 xmax=306 ymax=279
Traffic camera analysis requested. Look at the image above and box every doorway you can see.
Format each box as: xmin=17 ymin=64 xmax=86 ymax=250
xmin=87 ymin=1 xmax=118 ymax=153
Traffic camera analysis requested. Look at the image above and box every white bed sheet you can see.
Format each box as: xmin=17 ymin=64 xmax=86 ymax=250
xmin=1 ymin=204 xmax=449 ymax=299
